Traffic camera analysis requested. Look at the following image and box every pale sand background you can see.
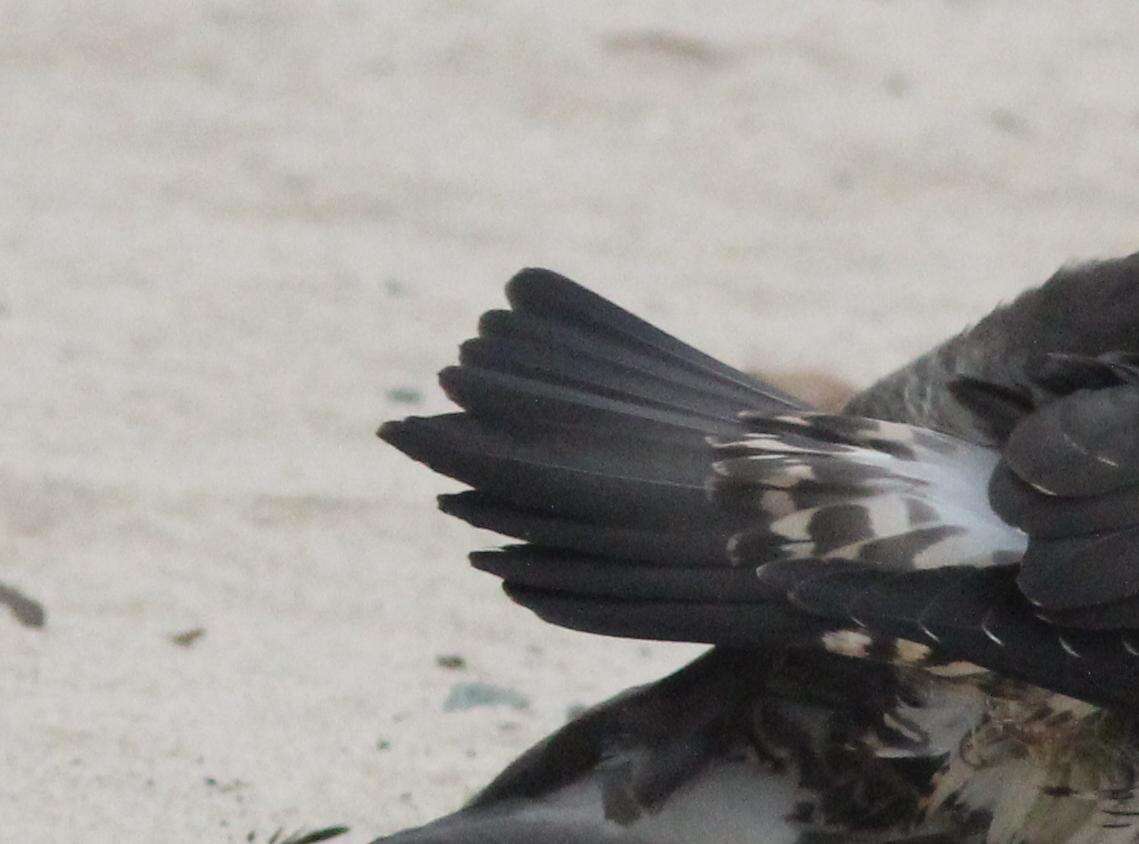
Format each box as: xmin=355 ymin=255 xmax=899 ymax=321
xmin=5 ymin=2 xmax=1139 ymax=841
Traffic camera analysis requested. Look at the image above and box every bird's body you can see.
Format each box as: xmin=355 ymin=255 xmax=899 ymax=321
xmin=378 ymin=255 xmax=1139 ymax=843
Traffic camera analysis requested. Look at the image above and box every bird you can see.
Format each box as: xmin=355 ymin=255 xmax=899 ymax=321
xmin=376 ymin=253 xmax=1139 ymax=843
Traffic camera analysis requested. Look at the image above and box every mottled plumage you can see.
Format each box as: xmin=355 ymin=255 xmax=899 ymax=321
xmin=378 ymin=255 xmax=1139 ymax=843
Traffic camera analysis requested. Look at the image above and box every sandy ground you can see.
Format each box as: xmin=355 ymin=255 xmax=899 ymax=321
xmin=5 ymin=2 xmax=1139 ymax=841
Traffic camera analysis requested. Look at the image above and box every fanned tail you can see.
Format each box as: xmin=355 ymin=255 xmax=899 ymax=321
xmin=379 ymin=268 xmax=826 ymax=644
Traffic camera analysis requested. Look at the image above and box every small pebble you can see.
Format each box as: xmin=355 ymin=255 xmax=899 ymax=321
xmin=386 ymin=386 xmax=423 ymax=405
xmin=443 ymin=682 xmax=530 ymax=712
xmin=171 ymin=627 xmax=206 ymax=647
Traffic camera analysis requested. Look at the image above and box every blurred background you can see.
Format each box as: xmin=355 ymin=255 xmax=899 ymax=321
xmin=5 ymin=2 xmax=1139 ymax=841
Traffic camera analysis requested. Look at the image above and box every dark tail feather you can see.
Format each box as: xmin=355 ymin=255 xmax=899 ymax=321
xmin=379 ymin=412 xmax=715 ymax=524
xmin=379 ymin=269 xmax=811 ymax=635
xmin=501 ymin=269 xmax=805 ymax=412
xmin=503 ymin=583 xmax=829 ymax=646
xmin=439 ymin=491 xmax=736 ymax=567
